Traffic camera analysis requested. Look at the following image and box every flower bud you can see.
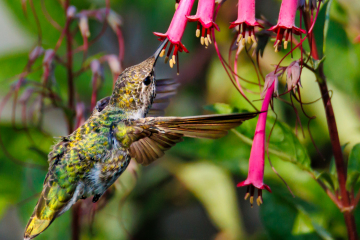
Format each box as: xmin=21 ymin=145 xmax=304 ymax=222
xmin=107 ymin=10 xmax=123 ymax=33
xmin=66 ymin=6 xmax=77 ymax=18
xmin=29 ymin=46 xmax=44 ymax=62
xmin=79 ymin=15 xmax=90 ymax=38
xmin=286 ymin=60 xmax=301 ymax=92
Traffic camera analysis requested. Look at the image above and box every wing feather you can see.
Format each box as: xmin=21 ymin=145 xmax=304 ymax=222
xmin=124 ymin=112 xmax=258 ymax=165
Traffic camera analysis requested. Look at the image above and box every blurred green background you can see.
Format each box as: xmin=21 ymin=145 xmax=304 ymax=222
xmin=0 ymin=0 xmax=360 ymax=239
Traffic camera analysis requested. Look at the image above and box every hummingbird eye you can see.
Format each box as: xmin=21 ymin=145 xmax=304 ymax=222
xmin=143 ymin=76 xmax=151 ymax=86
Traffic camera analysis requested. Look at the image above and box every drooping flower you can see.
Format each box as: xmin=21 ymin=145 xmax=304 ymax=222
xmin=153 ymin=0 xmax=195 ymax=71
xmin=237 ymin=73 xmax=278 ymax=207
xmin=269 ymin=0 xmax=306 ymax=52
xmin=229 ymin=0 xmax=263 ymax=48
xmin=286 ymin=60 xmax=301 ymax=93
xmin=187 ymin=0 xmax=220 ymax=47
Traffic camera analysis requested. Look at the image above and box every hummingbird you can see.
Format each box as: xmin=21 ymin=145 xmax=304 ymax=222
xmin=24 ymin=40 xmax=259 ymax=239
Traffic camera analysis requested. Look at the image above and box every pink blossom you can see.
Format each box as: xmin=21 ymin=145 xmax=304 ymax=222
xmin=237 ymin=75 xmax=277 ymax=207
xmin=269 ymin=0 xmax=306 ymax=52
xmin=187 ymin=0 xmax=219 ymax=47
xmin=154 ymin=0 xmax=195 ymax=71
xmin=229 ymin=0 xmax=262 ymax=47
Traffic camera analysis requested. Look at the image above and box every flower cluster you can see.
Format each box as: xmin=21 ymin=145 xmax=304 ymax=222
xmin=154 ymin=0 xmax=311 ymax=207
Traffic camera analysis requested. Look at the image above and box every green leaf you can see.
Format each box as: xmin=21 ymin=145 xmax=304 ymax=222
xmin=346 ymin=143 xmax=360 ymax=190
xmin=261 ymin=188 xmax=334 ymax=240
xmin=164 ymin=160 xmax=246 ymax=239
xmin=313 ymin=0 xmax=332 ymax=58
xmin=203 ymin=103 xmax=240 ymax=114
xmin=311 ymin=56 xmax=326 ymax=70
xmin=316 ymin=172 xmax=336 ymax=191
xmin=323 ymin=0 xmax=333 ymax=53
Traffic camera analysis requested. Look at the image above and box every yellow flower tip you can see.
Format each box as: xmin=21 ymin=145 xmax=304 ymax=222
xmin=200 ymin=36 xmax=205 ymax=45
xmin=244 ymin=192 xmax=250 ymax=200
xmin=207 ymin=34 xmax=212 ymax=44
xmin=251 ymin=35 xmax=257 ymax=44
xmin=284 ymin=41 xmax=288 ymax=49
xmin=204 ymin=37 xmax=209 ymax=46
xmin=196 ymin=29 xmax=200 ymax=38
xmin=169 ymin=59 xmax=174 ymax=68
xmin=175 ymin=3 xmax=179 ymax=10
xmin=256 ymin=196 xmax=263 ymax=206
xmin=274 ymin=40 xmax=280 ymax=52
xmin=159 ymin=50 xmax=165 ymax=58
xmin=237 ymin=34 xmax=243 ymax=43
xmin=164 ymin=56 xmax=169 ymax=64
xmin=241 ymin=38 xmax=246 ymax=46
xmin=247 ymin=36 xmax=251 ymax=44
xmin=159 ymin=49 xmax=166 ymax=58
xmin=172 ymin=55 xmax=176 ymax=64
xmin=177 ymin=72 xmax=180 ymax=76
xmin=250 ymin=196 xmax=254 ymax=205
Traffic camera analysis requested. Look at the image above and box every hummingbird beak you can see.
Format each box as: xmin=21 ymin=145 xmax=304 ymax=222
xmin=153 ymin=39 xmax=169 ymax=64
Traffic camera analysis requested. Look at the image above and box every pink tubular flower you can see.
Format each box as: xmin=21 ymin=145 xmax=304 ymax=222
xmin=237 ymin=75 xmax=277 ymax=207
xmin=229 ymin=0 xmax=262 ymax=47
xmin=154 ymin=0 xmax=195 ymax=71
xmin=269 ymin=0 xmax=306 ymax=52
xmin=187 ymin=0 xmax=220 ymax=47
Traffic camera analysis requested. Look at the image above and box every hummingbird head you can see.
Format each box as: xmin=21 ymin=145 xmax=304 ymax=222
xmin=109 ymin=40 xmax=168 ymax=118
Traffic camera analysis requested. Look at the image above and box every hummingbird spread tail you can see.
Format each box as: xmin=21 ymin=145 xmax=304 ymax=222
xmin=24 ymin=174 xmax=76 ymax=239
xmin=24 ymin=214 xmax=52 ymax=240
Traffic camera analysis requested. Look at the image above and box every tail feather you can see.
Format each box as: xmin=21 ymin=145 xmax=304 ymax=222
xmin=24 ymin=177 xmax=75 ymax=239
xmin=129 ymin=112 xmax=259 ymax=165
xmin=150 ymin=112 xmax=259 ymax=139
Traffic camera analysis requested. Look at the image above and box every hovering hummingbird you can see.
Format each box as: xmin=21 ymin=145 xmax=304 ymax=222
xmin=24 ymin=40 xmax=258 ymax=239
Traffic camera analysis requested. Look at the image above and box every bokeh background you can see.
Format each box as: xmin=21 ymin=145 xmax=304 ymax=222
xmin=1 ymin=0 xmax=360 ymax=239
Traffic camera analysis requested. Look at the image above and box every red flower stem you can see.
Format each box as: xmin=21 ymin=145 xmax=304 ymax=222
xmin=64 ymin=1 xmax=80 ymax=240
xmin=303 ymin=10 xmax=358 ymax=240
xmin=64 ymin=2 xmax=75 ymax=134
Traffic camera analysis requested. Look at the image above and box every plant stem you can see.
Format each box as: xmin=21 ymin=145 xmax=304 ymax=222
xmin=71 ymin=203 xmax=81 ymax=240
xmin=303 ymin=10 xmax=358 ymax=240
xmin=64 ymin=1 xmax=80 ymax=240
xmin=64 ymin=1 xmax=74 ymax=134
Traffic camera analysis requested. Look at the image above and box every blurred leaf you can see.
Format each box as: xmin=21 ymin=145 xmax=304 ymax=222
xmin=313 ymin=0 xmax=332 ymax=58
xmin=164 ymin=160 xmax=245 ymax=240
xmin=346 ymin=143 xmax=360 ymax=190
xmin=310 ymin=56 xmax=326 ymax=70
xmin=204 ymin=103 xmax=239 ymax=114
xmin=322 ymin=0 xmax=332 ymax=53
xmin=292 ymin=210 xmax=315 ymax=235
xmin=316 ymin=172 xmax=336 ymax=191
xmin=261 ymin=188 xmax=333 ymax=240
xmin=323 ymin=17 xmax=360 ymax=98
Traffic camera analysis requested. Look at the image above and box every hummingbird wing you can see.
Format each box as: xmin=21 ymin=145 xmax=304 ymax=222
xmin=126 ymin=112 xmax=258 ymax=165
xmin=148 ymin=78 xmax=179 ymax=116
